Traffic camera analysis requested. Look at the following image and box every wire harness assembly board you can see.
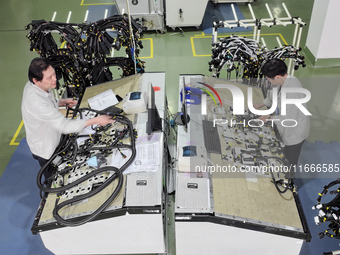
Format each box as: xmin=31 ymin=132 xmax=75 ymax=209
xmin=32 ymin=109 xmax=137 ymax=230
xmin=208 ymin=107 xmax=295 ymax=195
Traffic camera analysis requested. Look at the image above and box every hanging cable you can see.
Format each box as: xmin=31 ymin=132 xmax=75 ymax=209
xmin=25 ymin=15 xmax=146 ymax=99
xmin=209 ymin=35 xmax=306 ymax=84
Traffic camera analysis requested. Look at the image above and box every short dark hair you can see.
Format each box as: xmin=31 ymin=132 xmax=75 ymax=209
xmin=28 ymin=58 xmax=51 ymax=83
xmin=261 ymin=59 xmax=287 ymax=79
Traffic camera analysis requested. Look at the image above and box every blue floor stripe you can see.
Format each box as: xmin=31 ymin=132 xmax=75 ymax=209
xmin=297 ymin=141 xmax=340 ymax=255
xmin=202 ymin=2 xmax=252 ymax=34
xmin=0 ymin=138 xmax=52 ymax=255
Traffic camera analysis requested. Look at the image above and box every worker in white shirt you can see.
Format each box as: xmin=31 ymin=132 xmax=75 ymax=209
xmin=21 ymin=58 xmax=114 ymax=181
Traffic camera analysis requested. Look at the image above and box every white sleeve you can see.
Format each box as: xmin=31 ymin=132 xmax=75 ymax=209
xmin=30 ymin=97 xmax=87 ymax=134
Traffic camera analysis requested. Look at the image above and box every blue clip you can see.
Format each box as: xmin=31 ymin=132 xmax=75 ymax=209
xmin=180 ymin=87 xmax=202 ymax=105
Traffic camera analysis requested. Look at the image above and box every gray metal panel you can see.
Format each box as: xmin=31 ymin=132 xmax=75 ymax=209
xmin=115 ymin=0 xmax=165 ymax=31
xmin=175 ymin=172 xmax=212 ymax=213
xmin=125 ymin=173 xmax=159 ymax=206
xmin=165 ymin=0 xmax=208 ymax=27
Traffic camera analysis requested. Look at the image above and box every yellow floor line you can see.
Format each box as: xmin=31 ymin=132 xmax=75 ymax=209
xmin=140 ymin=38 xmax=153 ymax=59
xmin=191 ymin=36 xmax=198 ymax=57
xmin=10 ymin=120 xmax=23 ymax=146
xmin=278 ymin=33 xmax=288 ymax=45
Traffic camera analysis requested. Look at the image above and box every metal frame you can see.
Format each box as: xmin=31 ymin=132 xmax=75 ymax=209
xmin=212 ymin=2 xmax=306 ymax=76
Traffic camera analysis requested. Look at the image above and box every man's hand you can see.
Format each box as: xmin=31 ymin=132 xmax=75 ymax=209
xmin=59 ymin=98 xmax=77 ymax=108
xmin=85 ymin=115 xmax=115 ymax=127
xmin=258 ymin=115 xmax=271 ymax=122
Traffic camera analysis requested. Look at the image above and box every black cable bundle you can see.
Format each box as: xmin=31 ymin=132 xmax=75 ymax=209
xmin=209 ymin=35 xmax=306 ymax=83
xmin=25 ymin=15 xmax=147 ymax=98
xmin=312 ymin=179 xmax=340 ymax=241
xmin=85 ymin=14 xmax=144 ymax=59
xmin=36 ymin=111 xmax=137 ymax=226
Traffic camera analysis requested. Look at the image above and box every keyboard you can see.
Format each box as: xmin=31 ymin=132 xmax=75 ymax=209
xmin=202 ymin=120 xmax=221 ymax=154
xmin=98 ymin=105 xmax=123 ymax=116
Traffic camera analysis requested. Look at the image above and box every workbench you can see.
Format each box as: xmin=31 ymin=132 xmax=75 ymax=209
xmin=31 ymin=73 xmax=168 ymax=255
xmin=173 ymin=74 xmax=310 ymax=255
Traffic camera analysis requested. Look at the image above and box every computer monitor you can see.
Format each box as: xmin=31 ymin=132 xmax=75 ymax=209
xmin=181 ymin=77 xmax=190 ymax=130
xmin=146 ymin=82 xmax=162 ymax=135
xmin=174 ymin=77 xmax=190 ymax=131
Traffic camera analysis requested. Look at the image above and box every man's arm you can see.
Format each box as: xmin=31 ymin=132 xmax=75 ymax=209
xmin=58 ymin=99 xmax=114 ymax=128
xmin=253 ymin=102 xmax=266 ymax=109
xmin=85 ymin=115 xmax=115 ymax=127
